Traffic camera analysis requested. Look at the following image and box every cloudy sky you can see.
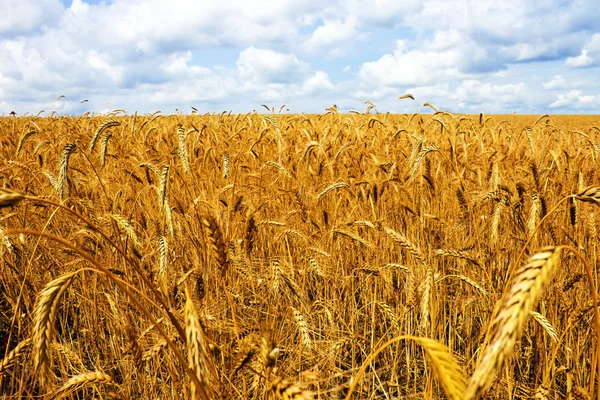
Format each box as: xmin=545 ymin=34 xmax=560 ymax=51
xmin=1 ymin=0 xmax=599 ymax=115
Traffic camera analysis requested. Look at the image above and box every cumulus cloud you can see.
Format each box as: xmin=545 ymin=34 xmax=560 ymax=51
xmin=549 ymin=90 xmax=583 ymax=108
xmin=543 ymin=75 xmax=569 ymax=90
xmin=300 ymin=71 xmax=335 ymax=95
xmin=566 ymin=34 xmax=600 ymax=68
xmin=451 ymin=80 xmax=528 ymax=106
xmin=160 ymin=52 xmax=212 ymax=77
xmin=0 ymin=0 xmax=63 ymax=36
xmin=302 ymin=17 xmax=363 ymax=57
xmin=566 ymin=50 xmax=594 ymax=68
xmin=358 ymin=39 xmax=466 ymax=87
xmin=237 ymin=47 xmax=309 ymax=84
xmin=338 ymin=0 xmax=422 ymax=26
xmin=549 ymin=90 xmax=599 ymax=108
xmin=87 ymin=51 xmax=124 ymax=83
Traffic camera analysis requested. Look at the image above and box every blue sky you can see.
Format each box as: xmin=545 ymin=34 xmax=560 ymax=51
xmin=1 ymin=0 xmax=599 ymax=115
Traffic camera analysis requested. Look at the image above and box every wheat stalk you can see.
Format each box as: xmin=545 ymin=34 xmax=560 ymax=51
xmin=346 ymin=335 xmax=466 ymax=400
xmin=435 ymin=249 xmax=480 ymax=267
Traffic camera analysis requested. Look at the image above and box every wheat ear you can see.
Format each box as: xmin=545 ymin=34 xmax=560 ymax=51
xmin=108 ymin=213 xmax=140 ymax=248
xmin=316 ymin=182 xmax=349 ymax=200
xmin=177 ymin=124 xmax=191 ymax=174
xmin=291 ymin=307 xmax=312 ymax=349
xmin=184 ymin=287 xmax=214 ymax=399
xmin=57 ymin=143 xmax=77 ymax=199
xmin=466 ymin=247 xmax=561 ymax=399
xmin=15 ymin=130 xmax=37 ymax=157
xmin=384 ymin=227 xmax=424 ymax=262
xmin=270 ymin=376 xmax=314 ymax=400
xmin=89 ymin=120 xmax=119 ymax=152
xmin=51 ymin=371 xmax=115 ymax=398
xmin=575 ymin=186 xmax=600 ymax=206
xmin=100 ymin=132 xmax=112 ymax=167
xmin=0 ymin=188 xmax=25 ymax=209
xmin=0 ymin=337 xmax=31 ymax=376
xmin=529 ymin=311 xmax=558 ymax=343
xmin=33 ymin=270 xmax=80 ymax=388
xmin=202 ymin=215 xmax=229 ymax=275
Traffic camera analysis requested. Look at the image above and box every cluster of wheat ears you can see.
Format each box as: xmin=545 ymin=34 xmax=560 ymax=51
xmin=0 ymin=106 xmax=599 ymax=399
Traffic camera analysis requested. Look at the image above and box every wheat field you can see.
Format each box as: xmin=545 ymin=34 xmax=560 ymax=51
xmin=0 ymin=108 xmax=599 ymax=399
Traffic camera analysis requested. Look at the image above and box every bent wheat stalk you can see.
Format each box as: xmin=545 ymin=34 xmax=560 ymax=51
xmin=346 ymin=335 xmax=466 ymax=400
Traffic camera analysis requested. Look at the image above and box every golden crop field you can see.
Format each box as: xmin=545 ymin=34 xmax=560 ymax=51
xmin=1 ymin=109 xmax=600 ymax=399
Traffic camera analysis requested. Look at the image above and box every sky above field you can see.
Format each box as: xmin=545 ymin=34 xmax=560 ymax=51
xmin=1 ymin=0 xmax=599 ymax=115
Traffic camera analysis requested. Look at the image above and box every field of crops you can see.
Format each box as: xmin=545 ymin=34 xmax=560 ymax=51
xmin=0 ymin=109 xmax=599 ymax=399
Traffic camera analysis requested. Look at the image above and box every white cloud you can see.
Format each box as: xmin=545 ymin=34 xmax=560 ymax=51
xmin=301 ymin=71 xmax=335 ymax=95
xmin=147 ymin=74 xmax=238 ymax=104
xmin=71 ymin=0 xmax=318 ymax=53
xmin=0 ymin=0 xmax=599 ymax=114
xmin=160 ymin=52 xmax=212 ymax=77
xmin=302 ymin=17 xmax=362 ymax=57
xmin=566 ymin=33 xmax=600 ymax=68
xmin=87 ymin=51 xmax=124 ymax=83
xmin=0 ymin=0 xmax=63 ymax=35
xmin=566 ymin=49 xmax=594 ymax=68
xmin=587 ymin=34 xmax=600 ymax=54
xmin=449 ymin=80 xmax=529 ymax=111
xmin=543 ymin=75 xmax=569 ymax=90
xmin=579 ymin=95 xmax=597 ymax=104
xmin=237 ymin=47 xmax=309 ymax=84
xmin=339 ymin=0 xmax=422 ymax=26
xmin=549 ymin=90 xmax=583 ymax=108
xmin=358 ymin=39 xmax=465 ymax=87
